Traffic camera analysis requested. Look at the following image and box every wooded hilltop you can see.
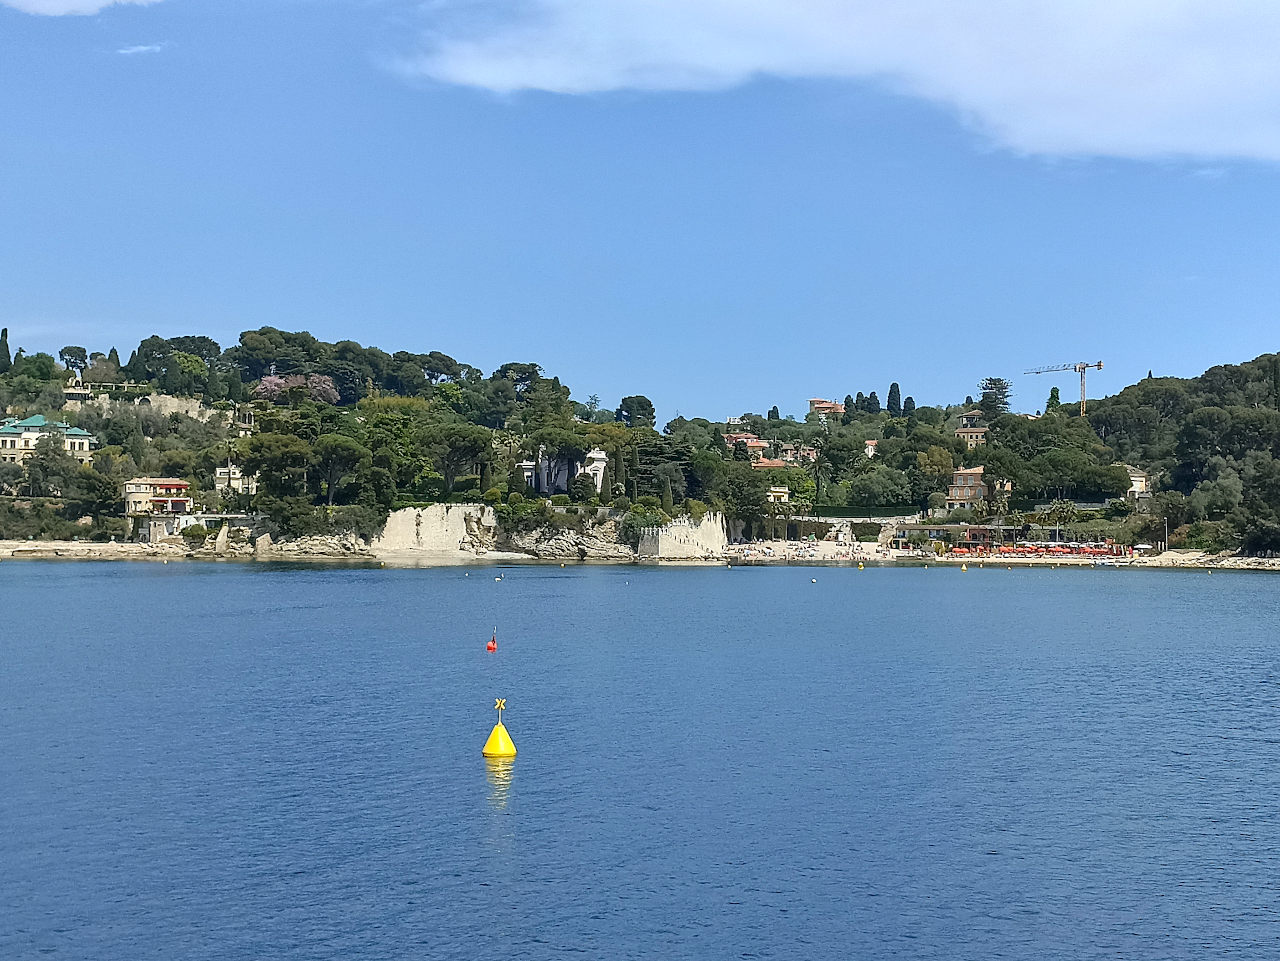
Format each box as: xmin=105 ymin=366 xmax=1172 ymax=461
xmin=0 ymin=324 xmax=1277 ymax=555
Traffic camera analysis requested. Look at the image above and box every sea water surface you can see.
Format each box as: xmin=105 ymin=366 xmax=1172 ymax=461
xmin=2 ymin=561 xmax=1279 ymax=960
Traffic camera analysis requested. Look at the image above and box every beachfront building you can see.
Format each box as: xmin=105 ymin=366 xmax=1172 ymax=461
xmin=0 ymin=415 xmax=97 ymax=464
xmin=955 ymin=425 xmax=988 ymax=450
xmin=124 ymin=477 xmax=196 ymax=540
xmin=946 ymin=466 xmax=1011 ymax=511
xmin=124 ymin=477 xmax=194 ymax=516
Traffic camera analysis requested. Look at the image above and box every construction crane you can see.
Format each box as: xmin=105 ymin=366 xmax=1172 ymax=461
xmin=1025 ymin=361 xmax=1103 ymax=416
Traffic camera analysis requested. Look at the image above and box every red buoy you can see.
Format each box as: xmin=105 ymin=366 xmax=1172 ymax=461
xmin=486 ymin=634 xmax=497 ymax=653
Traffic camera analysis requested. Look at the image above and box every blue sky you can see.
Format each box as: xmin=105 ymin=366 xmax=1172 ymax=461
xmin=4 ymin=0 xmax=1280 ymax=423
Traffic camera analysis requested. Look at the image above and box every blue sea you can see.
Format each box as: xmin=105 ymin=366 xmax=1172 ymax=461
xmin=3 ymin=561 xmax=1279 ymax=960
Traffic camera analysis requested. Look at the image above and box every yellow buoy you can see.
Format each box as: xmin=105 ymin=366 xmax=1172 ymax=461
xmin=961 ymin=563 xmax=968 ymax=572
xmin=858 ymin=562 xmax=864 ymax=570
xmin=482 ymin=698 xmax=517 ymax=758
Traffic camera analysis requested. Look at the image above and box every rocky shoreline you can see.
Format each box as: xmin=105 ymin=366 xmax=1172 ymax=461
xmin=2 ymin=537 xmax=1279 ymax=572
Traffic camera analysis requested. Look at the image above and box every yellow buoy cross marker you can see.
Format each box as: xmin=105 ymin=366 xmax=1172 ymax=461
xmin=483 ymin=697 xmax=517 ymax=758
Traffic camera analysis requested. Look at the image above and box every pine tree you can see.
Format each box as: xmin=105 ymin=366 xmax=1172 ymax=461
xmin=0 ymin=328 xmax=10 ymax=374
xmin=976 ymin=377 xmax=1012 ymax=421
xmin=887 ymin=382 xmax=901 ymax=417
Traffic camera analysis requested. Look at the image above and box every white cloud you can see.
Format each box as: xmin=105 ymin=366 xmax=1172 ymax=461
xmin=3 ymin=0 xmax=160 ymax=14
xmin=117 ymin=42 xmax=163 ymax=54
xmin=402 ymin=0 xmax=1280 ymax=161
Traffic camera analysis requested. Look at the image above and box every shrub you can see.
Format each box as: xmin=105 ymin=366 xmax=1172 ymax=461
xmin=550 ymin=494 xmax=571 ymax=506
xmin=328 ymin=504 xmax=389 ymax=539
xmin=181 ymin=524 xmax=211 ymax=544
xmin=618 ymin=505 xmax=668 ymax=548
xmin=483 ymin=487 xmax=503 ymax=504
xmin=569 ymin=473 xmax=598 ymax=503
xmin=494 ymin=497 xmax=551 ymax=534
xmin=508 ymin=491 xmax=525 ymax=505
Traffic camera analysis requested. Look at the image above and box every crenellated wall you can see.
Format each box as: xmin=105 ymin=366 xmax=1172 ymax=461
xmin=637 ymin=511 xmax=727 ymax=560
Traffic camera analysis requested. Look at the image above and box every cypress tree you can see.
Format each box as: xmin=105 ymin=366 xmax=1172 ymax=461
xmin=854 ymin=391 xmax=866 ymax=413
xmin=107 ymin=346 xmax=121 ymax=369
xmin=0 ymin=328 xmax=10 ymax=374
xmin=902 ymin=396 xmax=916 ymax=416
xmin=842 ymin=394 xmax=855 ymax=425
xmin=867 ymin=391 xmax=881 ymax=414
xmin=767 ymin=405 xmax=780 ymax=420
xmin=661 ymin=477 xmax=674 ymax=514
xmin=600 ymin=462 xmax=614 ymax=500
xmin=887 ymin=382 xmax=901 ymax=417
xmin=479 ymin=461 xmax=493 ymax=492
xmin=1045 ymin=386 xmax=1061 ymax=412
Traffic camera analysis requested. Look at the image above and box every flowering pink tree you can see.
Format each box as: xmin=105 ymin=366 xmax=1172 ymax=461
xmin=254 ymin=374 xmax=289 ymax=402
xmin=255 ymin=373 xmax=340 ymax=405
xmin=307 ymin=374 xmax=340 ymax=405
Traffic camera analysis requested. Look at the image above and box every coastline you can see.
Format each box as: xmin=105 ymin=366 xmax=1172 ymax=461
xmin=2 ymin=538 xmax=1278 ymax=572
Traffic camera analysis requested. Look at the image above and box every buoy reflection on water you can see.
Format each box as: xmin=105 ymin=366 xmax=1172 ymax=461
xmin=485 ymin=757 xmax=514 ymax=811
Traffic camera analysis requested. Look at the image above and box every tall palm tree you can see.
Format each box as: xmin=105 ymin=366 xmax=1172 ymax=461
xmin=805 ymin=443 xmax=832 ymax=506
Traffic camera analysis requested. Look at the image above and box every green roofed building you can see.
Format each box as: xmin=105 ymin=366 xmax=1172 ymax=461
xmin=0 ymin=414 xmax=97 ymax=465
